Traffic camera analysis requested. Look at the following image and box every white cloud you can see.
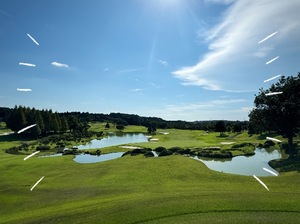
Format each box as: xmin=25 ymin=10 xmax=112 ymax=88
xmin=19 ymin=62 xmax=36 ymax=67
xmin=173 ymin=0 xmax=300 ymax=92
xmin=146 ymin=98 xmax=249 ymax=121
xmin=158 ymin=60 xmax=168 ymax=66
xmin=130 ymin=88 xmax=143 ymax=92
xmin=51 ymin=61 xmax=69 ymax=68
xmin=103 ymin=67 xmax=109 ymax=71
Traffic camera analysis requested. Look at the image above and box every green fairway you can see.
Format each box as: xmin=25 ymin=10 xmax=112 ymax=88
xmin=1 ymin=126 xmax=299 ymax=223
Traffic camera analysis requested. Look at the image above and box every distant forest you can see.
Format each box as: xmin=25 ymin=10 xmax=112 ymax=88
xmin=0 ymin=106 xmax=248 ymax=137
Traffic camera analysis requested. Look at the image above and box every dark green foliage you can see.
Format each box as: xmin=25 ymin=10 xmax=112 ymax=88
xmin=158 ymin=149 xmax=173 ymax=157
xmin=36 ymin=145 xmax=50 ymax=151
xmin=116 ymin=124 xmax=125 ymax=131
xmin=144 ymin=151 xmax=154 ymax=157
xmin=249 ymin=73 xmax=300 ymax=156
xmin=154 ymin=146 xmax=166 ymax=152
xmin=215 ymin=120 xmax=226 ymax=134
xmin=263 ymin=140 xmax=276 ymax=148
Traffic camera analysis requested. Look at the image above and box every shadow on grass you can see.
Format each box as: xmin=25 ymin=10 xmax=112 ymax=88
xmin=0 ymin=134 xmax=34 ymax=142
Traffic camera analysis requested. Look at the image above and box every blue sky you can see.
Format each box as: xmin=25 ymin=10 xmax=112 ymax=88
xmin=0 ymin=0 xmax=299 ymax=121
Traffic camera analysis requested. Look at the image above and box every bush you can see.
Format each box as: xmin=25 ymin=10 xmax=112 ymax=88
xmin=155 ymin=146 xmax=166 ymax=152
xmin=36 ymin=145 xmax=50 ymax=151
xmin=144 ymin=151 xmax=154 ymax=157
xmin=158 ymin=149 xmax=173 ymax=157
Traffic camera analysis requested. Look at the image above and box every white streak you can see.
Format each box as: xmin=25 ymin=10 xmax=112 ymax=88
xmin=263 ymin=167 xmax=278 ymax=176
xmin=264 ymin=75 xmax=282 ymax=83
xmin=253 ymin=175 xmax=269 ymax=191
xmin=258 ymin=31 xmax=278 ymax=44
xmin=27 ymin=33 xmax=39 ymax=46
xmin=30 ymin=176 xmax=44 ymax=191
xmin=266 ymin=136 xmax=282 ymax=143
xmin=17 ymin=124 xmax=36 ymax=134
xmin=265 ymin=92 xmax=283 ymax=96
xmin=17 ymin=88 xmax=32 ymax=92
xmin=266 ymin=56 xmax=279 ymax=65
xmin=24 ymin=151 xmax=40 ymax=161
xmin=19 ymin=62 xmax=36 ymax=67
xmin=51 ymin=61 xmax=69 ymax=68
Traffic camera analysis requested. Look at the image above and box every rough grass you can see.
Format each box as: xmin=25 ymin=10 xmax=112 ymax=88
xmin=1 ymin=124 xmax=300 ymax=223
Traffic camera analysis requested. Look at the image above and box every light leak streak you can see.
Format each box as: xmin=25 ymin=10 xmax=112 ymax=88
xmin=19 ymin=62 xmax=36 ymax=67
xmin=265 ymin=92 xmax=283 ymax=96
xmin=264 ymin=75 xmax=282 ymax=83
xmin=266 ymin=136 xmax=282 ymax=143
xmin=263 ymin=167 xmax=278 ymax=176
xmin=17 ymin=124 xmax=36 ymax=134
xmin=266 ymin=56 xmax=279 ymax=65
xmin=253 ymin=175 xmax=269 ymax=191
xmin=27 ymin=33 xmax=40 ymax=46
xmin=17 ymin=88 xmax=32 ymax=92
xmin=24 ymin=151 xmax=40 ymax=161
xmin=258 ymin=31 xmax=278 ymax=44
xmin=30 ymin=176 xmax=44 ymax=191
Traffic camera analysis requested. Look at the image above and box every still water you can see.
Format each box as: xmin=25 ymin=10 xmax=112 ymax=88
xmin=76 ymin=133 xmax=148 ymax=150
xmin=194 ymin=148 xmax=281 ymax=176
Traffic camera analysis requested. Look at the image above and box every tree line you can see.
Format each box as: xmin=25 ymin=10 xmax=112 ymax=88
xmin=0 ymin=106 xmax=248 ymax=137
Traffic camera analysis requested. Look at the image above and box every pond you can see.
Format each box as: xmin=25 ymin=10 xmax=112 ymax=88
xmin=76 ymin=133 xmax=148 ymax=150
xmin=193 ymin=148 xmax=281 ymax=176
xmin=74 ymin=152 xmax=124 ymax=163
xmin=74 ymin=151 xmax=159 ymax=164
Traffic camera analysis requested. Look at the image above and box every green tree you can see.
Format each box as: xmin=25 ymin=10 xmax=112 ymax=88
xmin=250 ymin=74 xmax=300 ymax=156
xmin=215 ymin=121 xmax=226 ymax=135
xmin=7 ymin=106 xmax=27 ymax=132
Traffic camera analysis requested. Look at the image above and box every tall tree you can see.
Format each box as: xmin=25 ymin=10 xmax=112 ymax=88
xmin=250 ymin=74 xmax=300 ymax=156
xmin=215 ymin=120 xmax=226 ymax=135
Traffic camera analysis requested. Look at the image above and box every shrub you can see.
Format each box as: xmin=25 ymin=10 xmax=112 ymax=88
xmin=158 ymin=149 xmax=173 ymax=157
xmin=36 ymin=145 xmax=50 ymax=151
xmin=144 ymin=151 xmax=154 ymax=157
xmin=155 ymin=146 xmax=166 ymax=152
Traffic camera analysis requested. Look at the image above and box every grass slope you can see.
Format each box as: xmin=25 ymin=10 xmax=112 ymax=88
xmin=1 ymin=125 xmax=299 ymax=223
xmin=1 ymin=148 xmax=299 ymax=223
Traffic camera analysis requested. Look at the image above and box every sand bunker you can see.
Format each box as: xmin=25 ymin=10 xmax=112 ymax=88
xmin=220 ymin=142 xmax=235 ymax=145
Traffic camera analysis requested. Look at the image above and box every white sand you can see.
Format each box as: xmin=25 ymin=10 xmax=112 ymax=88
xmin=220 ymin=142 xmax=235 ymax=145
xmin=119 ymin=146 xmax=141 ymax=149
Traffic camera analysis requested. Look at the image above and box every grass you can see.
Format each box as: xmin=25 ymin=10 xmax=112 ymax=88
xmin=1 ymin=124 xmax=299 ymax=223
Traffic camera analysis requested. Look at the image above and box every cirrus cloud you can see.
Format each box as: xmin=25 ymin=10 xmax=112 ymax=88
xmin=172 ymin=0 xmax=300 ymax=92
xmin=51 ymin=61 xmax=69 ymax=68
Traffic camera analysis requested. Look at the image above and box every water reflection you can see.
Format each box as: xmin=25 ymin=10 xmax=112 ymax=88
xmin=77 ymin=133 xmax=148 ymax=150
xmin=194 ymin=148 xmax=281 ymax=176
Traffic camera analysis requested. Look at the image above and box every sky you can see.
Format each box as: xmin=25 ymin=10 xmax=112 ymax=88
xmin=0 ymin=0 xmax=299 ymax=121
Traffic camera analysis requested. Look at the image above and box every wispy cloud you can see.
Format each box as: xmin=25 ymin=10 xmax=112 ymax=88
xmin=0 ymin=8 xmax=13 ymax=18
xmin=173 ymin=0 xmax=300 ymax=92
xmin=148 ymin=98 xmax=249 ymax=121
xmin=130 ymin=88 xmax=144 ymax=92
xmin=118 ymin=68 xmax=144 ymax=73
xmin=103 ymin=67 xmax=109 ymax=72
xmin=19 ymin=62 xmax=36 ymax=67
xmin=27 ymin=33 xmax=39 ymax=46
xmin=17 ymin=88 xmax=32 ymax=92
xmin=51 ymin=61 xmax=69 ymax=68
xmin=158 ymin=60 xmax=168 ymax=66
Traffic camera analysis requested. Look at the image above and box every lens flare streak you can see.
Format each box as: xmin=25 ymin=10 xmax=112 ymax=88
xmin=17 ymin=124 xmax=36 ymax=134
xmin=253 ymin=175 xmax=269 ymax=191
xmin=30 ymin=176 xmax=44 ymax=191
xmin=263 ymin=167 xmax=278 ymax=176
xmin=24 ymin=151 xmax=40 ymax=161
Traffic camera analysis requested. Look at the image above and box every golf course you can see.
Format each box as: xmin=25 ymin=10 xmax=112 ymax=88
xmin=1 ymin=123 xmax=299 ymax=224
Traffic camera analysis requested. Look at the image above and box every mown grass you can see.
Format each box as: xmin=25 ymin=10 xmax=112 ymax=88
xmin=1 ymin=124 xmax=299 ymax=223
